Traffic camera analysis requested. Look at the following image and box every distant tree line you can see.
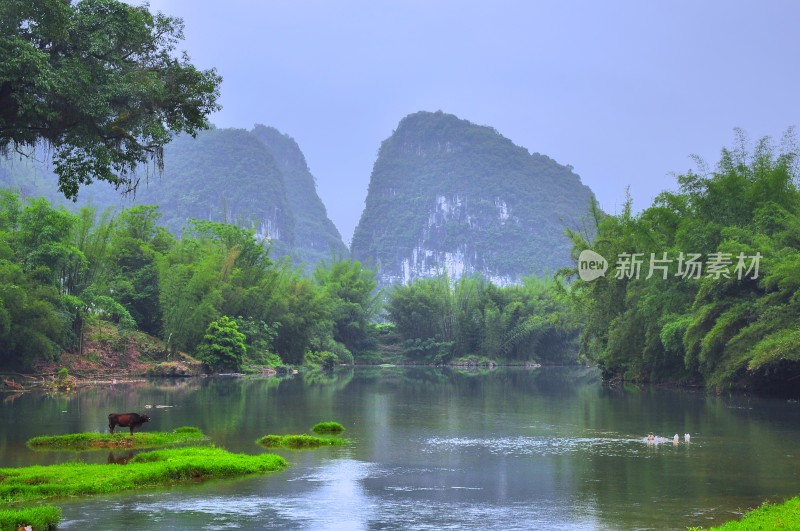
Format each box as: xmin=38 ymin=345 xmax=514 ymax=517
xmin=385 ymin=274 xmax=579 ymax=365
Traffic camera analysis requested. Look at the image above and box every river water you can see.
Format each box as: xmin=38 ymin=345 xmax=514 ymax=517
xmin=2 ymin=366 xmax=799 ymax=530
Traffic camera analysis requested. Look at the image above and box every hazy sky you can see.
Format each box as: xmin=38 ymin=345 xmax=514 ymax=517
xmin=145 ymin=0 xmax=799 ymax=246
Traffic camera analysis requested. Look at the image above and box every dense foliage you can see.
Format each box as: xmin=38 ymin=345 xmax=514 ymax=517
xmin=385 ymin=274 xmax=579 ymax=365
xmin=0 ymin=0 xmax=221 ymax=199
xmin=352 ymin=110 xmax=595 ymax=286
xmin=566 ymin=131 xmax=800 ymax=394
xmin=0 ymin=192 xmax=373 ymax=371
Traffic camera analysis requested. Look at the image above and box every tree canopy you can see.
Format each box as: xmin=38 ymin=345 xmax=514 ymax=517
xmin=0 ymin=0 xmax=221 ymax=199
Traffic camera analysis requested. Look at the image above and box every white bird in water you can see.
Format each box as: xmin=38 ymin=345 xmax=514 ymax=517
xmin=684 ymin=433 xmax=691 ymax=442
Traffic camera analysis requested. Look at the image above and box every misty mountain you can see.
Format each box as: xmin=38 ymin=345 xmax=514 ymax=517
xmin=0 ymin=126 xmax=347 ymax=268
xmin=351 ymin=111 xmax=596 ymax=286
xmin=249 ymin=125 xmax=349 ymax=265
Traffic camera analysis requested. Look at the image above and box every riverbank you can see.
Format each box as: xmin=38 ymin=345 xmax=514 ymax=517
xmin=691 ymin=497 xmax=800 ymax=530
xmin=0 ymin=322 xmax=545 ymax=395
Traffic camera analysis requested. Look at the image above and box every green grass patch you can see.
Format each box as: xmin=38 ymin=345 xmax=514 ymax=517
xmin=0 ymin=504 xmax=61 ymax=531
xmin=689 ymin=497 xmax=800 ymax=530
xmin=311 ymin=422 xmax=345 ymax=434
xmin=26 ymin=426 xmax=206 ymax=451
xmin=256 ymin=434 xmax=348 ymax=449
xmin=0 ymin=446 xmax=287 ymax=504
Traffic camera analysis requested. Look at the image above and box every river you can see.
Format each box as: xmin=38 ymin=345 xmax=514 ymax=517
xmin=2 ymin=366 xmax=799 ymax=530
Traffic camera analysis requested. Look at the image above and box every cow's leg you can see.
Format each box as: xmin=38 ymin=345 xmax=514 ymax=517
xmin=130 ymin=425 xmax=134 ymax=436
xmin=109 ymin=422 xmax=116 ymax=434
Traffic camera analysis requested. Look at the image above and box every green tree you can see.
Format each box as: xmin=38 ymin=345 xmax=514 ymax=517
xmin=0 ymin=0 xmax=221 ymax=199
xmin=235 ymin=316 xmax=280 ymax=365
xmin=262 ymin=271 xmax=328 ymax=364
xmin=196 ymin=315 xmax=246 ymax=372
xmin=0 ymin=193 xmax=80 ymax=368
xmin=107 ymin=205 xmax=173 ymax=335
xmin=313 ymin=258 xmax=378 ymax=354
xmin=158 ymin=237 xmax=223 ymax=355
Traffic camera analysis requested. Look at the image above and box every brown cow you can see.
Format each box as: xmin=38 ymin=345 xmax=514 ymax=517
xmin=108 ymin=412 xmax=150 ymax=435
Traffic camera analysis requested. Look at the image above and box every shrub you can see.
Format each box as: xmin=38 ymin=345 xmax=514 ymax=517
xmin=195 ymin=316 xmax=247 ymax=372
xmin=304 ymin=350 xmax=337 ymax=370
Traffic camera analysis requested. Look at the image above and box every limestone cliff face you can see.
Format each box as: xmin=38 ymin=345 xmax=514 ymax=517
xmin=351 ymin=111 xmax=595 ymax=286
xmin=137 ymin=128 xmax=296 ymax=255
xmin=250 ymin=125 xmax=347 ymax=265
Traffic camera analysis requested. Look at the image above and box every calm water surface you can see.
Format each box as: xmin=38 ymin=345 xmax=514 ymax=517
xmin=2 ymin=366 xmax=800 ymax=530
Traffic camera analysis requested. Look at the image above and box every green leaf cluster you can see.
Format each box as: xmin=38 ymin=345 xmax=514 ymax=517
xmin=311 ymin=422 xmax=345 ymax=434
xmin=0 ymin=0 xmax=221 ymax=199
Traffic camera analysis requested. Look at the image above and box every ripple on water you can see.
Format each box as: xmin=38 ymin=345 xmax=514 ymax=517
xmin=423 ymin=435 xmax=691 ymax=457
xmin=57 ymin=458 xmax=606 ymax=530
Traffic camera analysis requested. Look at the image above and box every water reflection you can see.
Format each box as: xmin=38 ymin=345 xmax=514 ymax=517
xmin=106 ymin=450 xmax=136 ymax=465
xmin=4 ymin=367 xmax=800 ymax=529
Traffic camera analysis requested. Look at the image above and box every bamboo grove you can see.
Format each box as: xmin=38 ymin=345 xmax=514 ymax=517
xmin=565 ymin=131 xmax=800 ymax=394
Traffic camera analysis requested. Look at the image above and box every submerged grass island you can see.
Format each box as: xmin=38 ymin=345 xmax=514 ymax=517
xmin=311 ymin=422 xmax=346 ymax=434
xmin=258 ymin=422 xmax=349 ymax=449
xmin=256 ymin=434 xmax=348 ymax=449
xmin=26 ymin=426 xmax=207 ymax=451
xmin=0 ymin=446 xmax=287 ymax=506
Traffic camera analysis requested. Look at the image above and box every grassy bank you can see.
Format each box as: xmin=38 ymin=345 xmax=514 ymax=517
xmin=26 ymin=426 xmax=206 ymax=451
xmin=690 ymin=497 xmax=800 ymax=530
xmin=256 ymin=434 xmax=348 ymax=449
xmin=0 ymin=446 xmax=287 ymax=504
xmin=0 ymin=505 xmax=60 ymax=531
